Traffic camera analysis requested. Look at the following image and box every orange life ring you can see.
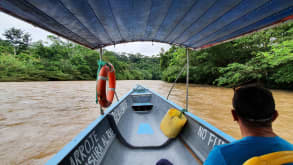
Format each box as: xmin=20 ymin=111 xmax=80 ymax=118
xmin=96 ymin=63 xmax=116 ymax=108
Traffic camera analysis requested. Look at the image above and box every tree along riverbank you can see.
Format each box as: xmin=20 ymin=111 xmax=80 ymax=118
xmin=1 ymin=22 xmax=293 ymax=90
xmin=160 ymin=22 xmax=293 ymax=90
xmin=0 ymin=33 xmax=160 ymax=81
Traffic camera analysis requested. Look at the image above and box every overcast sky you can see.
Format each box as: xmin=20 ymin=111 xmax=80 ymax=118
xmin=0 ymin=12 xmax=170 ymax=56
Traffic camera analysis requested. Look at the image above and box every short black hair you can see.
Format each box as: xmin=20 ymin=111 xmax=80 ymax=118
xmin=232 ymin=85 xmax=276 ymax=127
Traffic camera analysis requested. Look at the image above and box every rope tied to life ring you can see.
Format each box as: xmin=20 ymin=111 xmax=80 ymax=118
xmin=96 ymin=60 xmax=116 ymax=108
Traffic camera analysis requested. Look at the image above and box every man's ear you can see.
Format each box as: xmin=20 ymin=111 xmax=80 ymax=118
xmin=231 ymin=109 xmax=239 ymax=121
xmin=272 ymin=110 xmax=278 ymax=122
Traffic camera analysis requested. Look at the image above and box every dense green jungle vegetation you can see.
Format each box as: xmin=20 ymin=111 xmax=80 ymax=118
xmin=0 ymin=28 xmax=160 ymax=81
xmin=160 ymin=22 xmax=293 ymax=89
xmin=1 ymin=22 xmax=292 ymax=90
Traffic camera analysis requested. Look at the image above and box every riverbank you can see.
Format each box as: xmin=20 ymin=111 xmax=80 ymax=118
xmin=0 ymin=35 xmax=161 ymax=82
xmin=1 ymin=22 xmax=293 ymax=89
xmin=160 ymin=22 xmax=293 ymax=90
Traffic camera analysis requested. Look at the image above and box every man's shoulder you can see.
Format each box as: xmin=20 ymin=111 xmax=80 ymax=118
xmin=221 ymin=136 xmax=291 ymax=150
xmin=218 ymin=136 xmax=293 ymax=150
xmin=203 ymin=140 xmax=248 ymax=165
xmin=206 ymin=137 xmax=293 ymax=164
xmin=214 ymin=136 xmax=293 ymax=163
xmin=215 ymin=137 xmax=253 ymax=151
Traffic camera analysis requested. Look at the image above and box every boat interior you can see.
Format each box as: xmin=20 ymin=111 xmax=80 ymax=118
xmin=102 ymin=89 xmax=199 ymax=165
xmin=47 ymin=86 xmax=234 ymax=164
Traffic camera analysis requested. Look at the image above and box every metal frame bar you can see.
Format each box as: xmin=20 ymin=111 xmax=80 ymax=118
xmin=186 ymin=48 xmax=189 ymax=111
xmin=99 ymin=48 xmax=104 ymax=115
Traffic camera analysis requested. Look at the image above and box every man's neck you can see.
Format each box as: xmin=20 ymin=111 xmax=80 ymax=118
xmin=240 ymin=125 xmax=277 ymax=137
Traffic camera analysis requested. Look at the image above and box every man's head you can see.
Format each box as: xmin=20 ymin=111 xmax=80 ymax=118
xmin=231 ymin=85 xmax=278 ymax=128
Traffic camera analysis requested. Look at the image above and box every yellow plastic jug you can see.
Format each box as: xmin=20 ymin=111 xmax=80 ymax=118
xmin=160 ymin=108 xmax=187 ymax=138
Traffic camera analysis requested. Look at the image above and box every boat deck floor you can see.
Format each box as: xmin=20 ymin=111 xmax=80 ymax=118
xmin=102 ymin=138 xmax=200 ymax=165
xmin=101 ymin=105 xmax=200 ymax=165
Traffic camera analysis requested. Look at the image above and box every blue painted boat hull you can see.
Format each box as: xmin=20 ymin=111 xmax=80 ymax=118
xmin=47 ymin=85 xmax=234 ymax=165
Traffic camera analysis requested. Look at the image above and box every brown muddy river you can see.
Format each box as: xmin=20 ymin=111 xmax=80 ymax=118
xmin=0 ymin=80 xmax=292 ymax=164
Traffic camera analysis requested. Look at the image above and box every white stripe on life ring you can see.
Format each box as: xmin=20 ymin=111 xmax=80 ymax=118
xmin=108 ymin=88 xmax=115 ymax=91
xmin=98 ymin=76 xmax=107 ymax=80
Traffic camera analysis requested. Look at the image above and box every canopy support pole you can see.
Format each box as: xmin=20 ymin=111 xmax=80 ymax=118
xmin=99 ymin=48 xmax=104 ymax=115
xmin=186 ymin=48 xmax=189 ymax=111
xmin=115 ymin=92 xmax=119 ymax=101
xmin=99 ymin=48 xmax=103 ymax=62
xmin=166 ymin=48 xmax=190 ymax=113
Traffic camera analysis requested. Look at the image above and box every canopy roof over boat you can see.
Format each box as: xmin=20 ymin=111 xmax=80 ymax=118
xmin=0 ymin=0 xmax=293 ymax=49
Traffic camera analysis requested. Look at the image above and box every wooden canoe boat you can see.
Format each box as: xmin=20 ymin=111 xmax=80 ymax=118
xmin=46 ymin=85 xmax=234 ymax=165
